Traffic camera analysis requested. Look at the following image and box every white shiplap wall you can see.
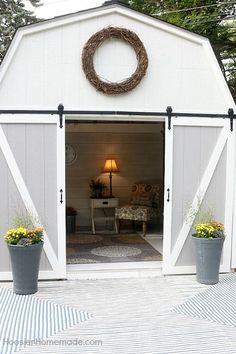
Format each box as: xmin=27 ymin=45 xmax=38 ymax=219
xmin=66 ymin=123 xmax=164 ymax=229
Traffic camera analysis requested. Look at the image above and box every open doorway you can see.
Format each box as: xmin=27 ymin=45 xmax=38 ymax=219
xmin=65 ymin=119 xmax=165 ymax=266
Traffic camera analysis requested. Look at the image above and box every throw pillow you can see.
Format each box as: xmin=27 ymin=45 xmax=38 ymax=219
xmin=130 ymin=191 xmax=154 ymax=207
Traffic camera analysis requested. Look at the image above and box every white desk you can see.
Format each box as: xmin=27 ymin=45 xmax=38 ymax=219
xmin=90 ymin=198 xmax=119 ymax=234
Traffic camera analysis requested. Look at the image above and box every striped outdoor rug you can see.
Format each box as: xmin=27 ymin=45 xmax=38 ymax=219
xmin=0 ymin=287 xmax=92 ymax=354
xmin=172 ymin=273 xmax=236 ymax=327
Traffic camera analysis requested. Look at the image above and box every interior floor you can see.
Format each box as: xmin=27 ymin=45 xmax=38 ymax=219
xmin=140 ymin=232 xmax=163 ymax=254
xmin=66 ymin=228 xmax=163 ymax=264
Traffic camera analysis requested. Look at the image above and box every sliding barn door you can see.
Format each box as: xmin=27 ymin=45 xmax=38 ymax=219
xmin=163 ymin=118 xmax=234 ymax=275
xmin=0 ymin=115 xmax=65 ymax=280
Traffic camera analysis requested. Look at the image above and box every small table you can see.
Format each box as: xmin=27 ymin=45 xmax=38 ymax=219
xmin=90 ymin=198 xmax=119 ymax=234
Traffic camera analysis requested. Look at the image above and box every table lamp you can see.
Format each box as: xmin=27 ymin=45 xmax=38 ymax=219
xmin=103 ymin=159 xmax=119 ymax=197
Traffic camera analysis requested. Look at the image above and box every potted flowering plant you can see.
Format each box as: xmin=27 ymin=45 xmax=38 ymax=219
xmin=89 ymin=178 xmax=106 ymax=198
xmin=5 ymin=213 xmax=44 ymax=295
xmin=192 ymin=220 xmax=225 ymax=284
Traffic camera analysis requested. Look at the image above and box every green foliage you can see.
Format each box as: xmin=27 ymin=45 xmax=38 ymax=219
xmin=184 ymin=198 xmax=225 ymax=238
xmin=185 ymin=202 xmax=214 ymax=226
xmin=222 ymin=21 xmax=236 ymax=100
xmin=127 ymin=0 xmax=236 ymax=101
xmin=89 ymin=178 xmax=106 ymax=190
xmin=89 ymin=178 xmax=107 ymax=198
xmin=0 ymin=0 xmax=42 ymax=62
xmin=5 ymin=208 xmax=44 ymax=245
xmin=10 ymin=209 xmax=43 ymax=228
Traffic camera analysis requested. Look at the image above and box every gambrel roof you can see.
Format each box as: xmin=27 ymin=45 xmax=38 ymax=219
xmin=0 ymin=1 xmax=234 ymax=112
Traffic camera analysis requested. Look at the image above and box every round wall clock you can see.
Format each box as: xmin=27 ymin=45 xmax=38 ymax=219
xmin=66 ymin=144 xmax=77 ymax=165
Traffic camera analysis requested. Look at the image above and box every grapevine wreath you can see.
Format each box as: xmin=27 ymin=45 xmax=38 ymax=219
xmin=81 ymin=27 xmax=148 ymax=95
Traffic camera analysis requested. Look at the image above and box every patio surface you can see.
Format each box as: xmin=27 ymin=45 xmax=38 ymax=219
xmin=2 ymin=274 xmax=236 ymax=353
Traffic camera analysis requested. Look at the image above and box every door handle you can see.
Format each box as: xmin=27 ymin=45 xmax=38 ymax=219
xmin=60 ymin=189 xmax=63 ymax=204
xmin=167 ymin=188 xmax=170 ymax=202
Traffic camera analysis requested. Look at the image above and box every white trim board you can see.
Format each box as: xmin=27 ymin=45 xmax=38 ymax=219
xmin=67 ymin=261 xmax=162 ymax=280
xmin=67 ymin=261 xmax=162 ymax=271
xmin=0 ymin=270 xmax=66 ymax=281
xmin=0 ymin=116 xmax=58 ymax=124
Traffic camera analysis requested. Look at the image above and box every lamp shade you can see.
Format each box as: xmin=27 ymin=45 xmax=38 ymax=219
xmin=103 ymin=159 xmax=119 ymax=173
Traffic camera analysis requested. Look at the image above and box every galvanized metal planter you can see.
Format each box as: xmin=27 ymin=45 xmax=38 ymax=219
xmin=8 ymin=243 xmax=43 ymax=295
xmin=192 ymin=236 xmax=224 ymax=285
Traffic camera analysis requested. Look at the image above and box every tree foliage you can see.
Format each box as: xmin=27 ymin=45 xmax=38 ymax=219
xmin=126 ymin=0 xmax=236 ymax=101
xmin=0 ymin=0 xmax=41 ymax=62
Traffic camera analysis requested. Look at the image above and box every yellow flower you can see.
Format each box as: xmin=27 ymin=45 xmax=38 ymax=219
xmin=195 ymin=223 xmax=214 ymax=237
xmin=4 ymin=227 xmax=43 ymax=245
xmin=194 ymin=220 xmax=225 ymax=239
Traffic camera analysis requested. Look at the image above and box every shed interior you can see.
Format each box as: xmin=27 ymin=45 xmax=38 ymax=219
xmin=65 ymin=120 xmax=164 ymax=264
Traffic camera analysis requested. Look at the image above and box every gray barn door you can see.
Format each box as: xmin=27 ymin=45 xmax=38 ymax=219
xmin=163 ymin=117 xmax=234 ymax=275
xmin=0 ymin=115 xmax=65 ymax=280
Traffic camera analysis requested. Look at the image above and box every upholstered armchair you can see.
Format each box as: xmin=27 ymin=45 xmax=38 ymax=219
xmin=115 ymin=182 xmax=162 ymax=236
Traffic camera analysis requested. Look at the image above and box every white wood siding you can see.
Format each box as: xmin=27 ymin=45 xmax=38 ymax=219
xmin=66 ymin=123 xmax=163 ymax=229
xmin=0 ymin=9 xmax=234 ymax=112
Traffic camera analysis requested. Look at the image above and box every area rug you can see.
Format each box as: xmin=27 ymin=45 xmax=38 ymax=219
xmin=172 ymin=273 xmax=236 ymax=328
xmin=0 ymin=287 xmax=92 ymax=354
xmin=66 ymin=232 xmax=162 ymax=264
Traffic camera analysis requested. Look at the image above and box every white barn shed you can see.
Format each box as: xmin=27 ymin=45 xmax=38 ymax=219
xmin=0 ymin=1 xmax=235 ymax=280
